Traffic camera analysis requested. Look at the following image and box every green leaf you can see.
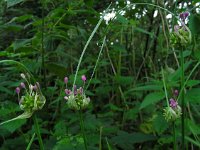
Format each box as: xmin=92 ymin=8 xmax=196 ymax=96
xmin=5 ymin=0 xmax=25 ymax=8
xmin=0 ymin=119 xmax=26 ymax=133
xmin=114 ymin=75 xmax=134 ymax=86
xmin=153 ymin=114 xmax=168 ymax=134
xmin=189 ymin=14 xmax=200 ymax=35
xmin=140 ymin=92 xmax=165 ymax=109
xmin=111 ymin=131 xmax=156 ymax=149
xmin=185 ymin=88 xmax=200 ymax=104
xmin=128 ymin=84 xmax=162 ymax=92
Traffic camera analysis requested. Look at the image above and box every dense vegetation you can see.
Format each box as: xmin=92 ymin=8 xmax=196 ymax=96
xmin=1 ymin=0 xmax=200 ymax=149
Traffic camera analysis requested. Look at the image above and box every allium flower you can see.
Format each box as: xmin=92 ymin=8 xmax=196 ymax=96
xmin=17 ymin=73 xmax=46 ymax=113
xmin=163 ymin=98 xmax=182 ymax=122
xmin=0 ymin=73 xmax=46 ymax=126
xmin=64 ymin=75 xmax=90 ymax=110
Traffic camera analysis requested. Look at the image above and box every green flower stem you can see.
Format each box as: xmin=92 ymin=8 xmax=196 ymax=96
xmin=161 ymin=68 xmax=169 ymax=107
xmin=33 ymin=114 xmax=44 ymax=150
xmin=79 ymin=110 xmax=88 ymax=150
xmin=180 ymin=48 xmax=185 ymax=149
xmin=173 ymin=121 xmax=177 ymax=150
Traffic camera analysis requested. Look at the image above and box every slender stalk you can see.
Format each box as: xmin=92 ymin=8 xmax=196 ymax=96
xmin=173 ymin=121 xmax=177 ymax=150
xmin=180 ymin=48 xmax=185 ymax=149
xmin=79 ymin=110 xmax=88 ymax=150
xmin=161 ymin=68 xmax=169 ymax=107
xmin=33 ymin=114 xmax=44 ymax=150
xmin=41 ymin=0 xmax=46 ymax=88
xmin=26 ymin=133 xmax=36 ymax=150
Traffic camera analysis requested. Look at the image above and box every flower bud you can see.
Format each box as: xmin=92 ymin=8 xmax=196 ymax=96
xmin=169 ymin=98 xmax=178 ymax=108
xmin=16 ymin=87 xmax=20 ymax=94
xmin=180 ymin=12 xmax=189 ymax=21
xmin=81 ymin=75 xmax=86 ymax=82
xmin=64 ymin=77 xmax=68 ymax=84
xmin=174 ymin=89 xmax=179 ymax=96
xmin=20 ymin=82 xmax=26 ymax=89
xmin=20 ymin=73 xmax=26 ymax=79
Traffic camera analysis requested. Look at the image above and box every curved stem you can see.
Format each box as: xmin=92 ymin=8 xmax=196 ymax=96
xmin=33 ymin=114 xmax=44 ymax=150
xmin=180 ymin=49 xmax=185 ymax=149
xmin=79 ymin=110 xmax=88 ymax=150
xmin=161 ymin=67 xmax=169 ymax=107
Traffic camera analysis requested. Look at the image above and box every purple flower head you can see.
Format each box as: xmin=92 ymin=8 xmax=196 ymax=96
xmin=174 ymin=89 xmax=179 ymax=96
xmin=179 ymin=12 xmax=189 ymax=21
xmin=16 ymin=87 xmax=20 ymax=94
xmin=20 ymin=82 xmax=26 ymax=89
xmin=169 ymin=98 xmax=178 ymax=109
xmin=81 ymin=75 xmax=86 ymax=82
xmin=64 ymin=77 xmax=68 ymax=84
xmin=65 ymin=89 xmax=71 ymax=95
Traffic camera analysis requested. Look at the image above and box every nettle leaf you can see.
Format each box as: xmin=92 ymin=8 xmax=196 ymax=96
xmin=140 ymin=92 xmax=165 ymax=109
xmin=5 ymin=0 xmax=25 ymax=8
xmin=114 ymin=75 xmax=134 ymax=86
xmin=185 ymin=88 xmax=200 ymax=104
xmin=0 ymin=119 xmax=26 ymax=133
xmin=189 ymin=14 xmax=200 ymax=35
xmin=128 ymin=84 xmax=162 ymax=92
xmin=111 ymin=131 xmax=156 ymax=149
xmin=153 ymin=114 xmax=168 ymax=134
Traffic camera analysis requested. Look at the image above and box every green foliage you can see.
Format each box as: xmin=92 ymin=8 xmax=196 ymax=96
xmin=0 ymin=0 xmax=200 ymax=149
xmin=140 ymin=92 xmax=165 ymax=109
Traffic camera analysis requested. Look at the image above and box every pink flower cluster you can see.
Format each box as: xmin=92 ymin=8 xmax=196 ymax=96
xmin=64 ymin=75 xmax=86 ymax=97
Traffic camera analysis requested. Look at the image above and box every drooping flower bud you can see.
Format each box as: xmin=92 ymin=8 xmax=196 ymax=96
xmin=20 ymin=82 xmax=26 ymax=89
xmin=20 ymin=73 xmax=26 ymax=79
xmin=64 ymin=77 xmax=68 ymax=84
xmin=173 ymin=89 xmax=179 ymax=96
xmin=81 ymin=75 xmax=86 ymax=82
xmin=16 ymin=87 xmax=20 ymax=94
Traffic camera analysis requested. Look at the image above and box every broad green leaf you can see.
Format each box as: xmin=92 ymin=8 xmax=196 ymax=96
xmin=153 ymin=114 xmax=168 ymax=134
xmin=185 ymin=88 xmax=200 ymax=104
xmin=111 ymin=131 xmax=156 ymax=149
xmin=189 ymin=14 xmax=200 ymax=35
xmin=5 ymin=0 xmax=25 ymax=8
xmin=128 ymin=84 xmax=162 ymax=92
xmin=0 ymin=119 xmax=26 ymax=133
xmin=114 ymin=75 xmax=134 ymax=86
xmin=140 ymin=92 xmax=165 ymax=109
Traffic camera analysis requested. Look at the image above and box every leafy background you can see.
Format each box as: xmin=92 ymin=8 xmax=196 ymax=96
xmin=1 ymin=0 xmax=200 ymax=149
